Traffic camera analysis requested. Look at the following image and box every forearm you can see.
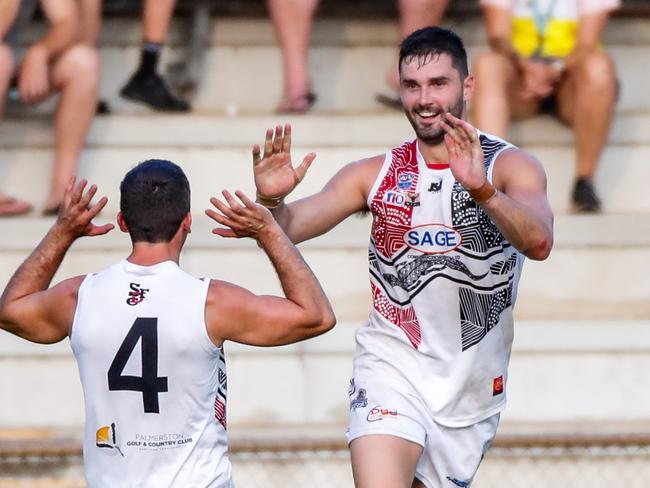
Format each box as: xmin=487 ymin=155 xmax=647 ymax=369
xmin=0 ymin=224 xmax=74 ymax=308
xmin=479 ymin=191 xmax=552 ymax=261
xmin=258 ymin=226 xmax=333 ymax=324
xmin=34 ymin=20 xmax=78 ymax=59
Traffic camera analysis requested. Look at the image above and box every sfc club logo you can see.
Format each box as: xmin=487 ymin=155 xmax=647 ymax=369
xmin=126 ymin=283 xmax=149 ymax=306
xmin=404 ymin=224 xmax=462 ymax=254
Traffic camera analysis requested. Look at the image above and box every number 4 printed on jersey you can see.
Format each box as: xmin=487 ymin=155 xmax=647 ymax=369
xmin=108 ymin=318 xmax=169 ymax=413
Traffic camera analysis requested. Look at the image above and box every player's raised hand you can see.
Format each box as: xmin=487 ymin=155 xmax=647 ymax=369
xmin=206 ymin=190 xmax=278 ymax=240
xmin=253 ymin=124 xmax=316 ymax=204
xmin=440 ymin=113 xmax=486 ymax=191
xmin=56 ymin=177 xmax=114 ymax=238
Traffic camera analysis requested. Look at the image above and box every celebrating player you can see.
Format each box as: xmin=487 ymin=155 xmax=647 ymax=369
xmin=252 ymin=27 xmax=553 ymax=487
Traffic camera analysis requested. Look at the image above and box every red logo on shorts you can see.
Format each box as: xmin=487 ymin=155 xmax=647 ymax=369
xmin=366 ymin=406 xmax=398 ymax=422
xmin=493 ymin=376 xmax=504 ymax=396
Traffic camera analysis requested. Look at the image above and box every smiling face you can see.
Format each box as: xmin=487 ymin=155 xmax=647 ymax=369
xmin=400 ymin=52 xmax=473 ymax=146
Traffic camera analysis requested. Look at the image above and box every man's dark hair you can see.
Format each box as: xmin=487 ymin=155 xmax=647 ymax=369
xmin=399 ymin=26 xmax=469 ymax=79
xmin=120 ymin=159 xmax=190 ymax=243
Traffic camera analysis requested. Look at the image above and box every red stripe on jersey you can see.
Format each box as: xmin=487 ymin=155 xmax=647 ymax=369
xmin=372 ymin=283 xmax=421 ymax=349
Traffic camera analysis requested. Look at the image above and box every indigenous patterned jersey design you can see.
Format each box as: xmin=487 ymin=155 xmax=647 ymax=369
xmin=355 ymin=133 xmax=524 ymax=427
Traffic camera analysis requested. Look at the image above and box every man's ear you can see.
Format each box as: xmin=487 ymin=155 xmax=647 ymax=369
xmin=182 ymin=212 xmax=192 ymax=234
xmin=463 ymin=74 xmax=475 ymax=102
xmin=117 ymin=212 xmax=129 ymax=233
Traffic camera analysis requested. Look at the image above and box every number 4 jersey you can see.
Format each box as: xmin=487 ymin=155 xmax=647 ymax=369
xmin=70 ymin=260 xmax=232 ymax=488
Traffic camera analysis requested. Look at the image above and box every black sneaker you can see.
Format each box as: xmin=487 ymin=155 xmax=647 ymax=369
xmin=572 ymin=178 xmax=601 ymax=213
xmin=120 ymin=73 xmax=191 ymax=112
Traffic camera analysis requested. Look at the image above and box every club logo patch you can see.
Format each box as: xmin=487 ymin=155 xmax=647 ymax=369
xmin=397 ymin=172 xmax=417 ymax=190
xmin=126 ymin=283 xmax=149 ymax=306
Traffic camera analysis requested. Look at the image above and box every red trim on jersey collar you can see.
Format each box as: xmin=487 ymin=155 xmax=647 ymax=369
xmin=426 ymin=162 xmax=450 ymax=170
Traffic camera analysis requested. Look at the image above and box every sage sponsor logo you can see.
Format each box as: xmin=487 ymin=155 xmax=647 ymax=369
xmin=404 ymin=224 xmax=462 ymax=254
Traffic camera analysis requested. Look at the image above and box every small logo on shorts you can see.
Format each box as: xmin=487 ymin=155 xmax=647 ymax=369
xmin=126 ymin=282 xmax=149 ymax=306
xmin=348 ymin=378 xmax=356 ymax=396
xmin=493 ymin=376 xmax=504 ymax=396
xmin=446 ymin=476 xmax=470 ymax=487
xmin=366 ymin=405 xmax=398 ymax=422
xmin=350 ymin=388 xmax=368 ymax=410
xmin=96 ymin=423 xmax=124 ymax=457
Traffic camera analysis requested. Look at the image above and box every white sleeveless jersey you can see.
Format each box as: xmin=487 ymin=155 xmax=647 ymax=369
xmin=70 ymin=260 xmax=232 ymax=488
xmin=355 ymin=133 xmax=524 ymax=427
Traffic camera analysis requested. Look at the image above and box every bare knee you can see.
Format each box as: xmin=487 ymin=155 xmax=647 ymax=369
xmin=53 ymin=44 xmax=100 ymax=89
xmin=571 ymin=51 xmax=616 ymax=91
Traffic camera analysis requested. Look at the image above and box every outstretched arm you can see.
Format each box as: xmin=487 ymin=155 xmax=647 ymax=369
xmin=205 ymin=190 xmax=336 ymax=347
xmin=441 ymin=113 xmax=553 ymax=260
xmin=253 ymin=123 xmax=379 ymax=243
xmin=0 ymin=178 xmax=114 ymax=343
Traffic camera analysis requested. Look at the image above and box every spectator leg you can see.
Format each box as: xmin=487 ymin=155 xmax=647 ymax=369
xmin=388 ymin=0 xmax=449 ymax=91
xmin=556 ymin=51 xmax=617 ymax=180
xmin=470 ymin=50 xmax=540 ymax=137
xmin=142 ymin=0 xmax=176 ymax=45
xmin=45 ymin=44 xmax=100 ymax=211
xmin=77 ymin=0 xmax=102 ymax=46
xmin=267 ymin=0 xmax=319 ymax=112
xmin=0 ymin=44 xmax=14 ymax=119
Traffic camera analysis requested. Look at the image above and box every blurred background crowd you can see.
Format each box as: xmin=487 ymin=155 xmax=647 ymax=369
xmin=0 ymin=0 xmax=624 ymax=216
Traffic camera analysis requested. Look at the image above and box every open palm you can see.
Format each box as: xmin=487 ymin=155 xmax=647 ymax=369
xmin=441 ymin=113 xmax=486 ymax=191
xmin=253 ymin=124 xmax=316 ymax=199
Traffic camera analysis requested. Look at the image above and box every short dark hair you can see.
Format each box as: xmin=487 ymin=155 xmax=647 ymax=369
xmin=120 ymin=159 xmax=190 ymax=243
xmin=399 ymin=26 xmax=469 ymax=79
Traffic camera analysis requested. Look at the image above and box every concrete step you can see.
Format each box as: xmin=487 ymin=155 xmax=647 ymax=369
xmin=8 ymin=17 xmax=650 ymax=114
xmin=1 ymin=114 xmax=649 ymax=213
xmin=0 ymin=215 xmax=648 ymax=321
xmin=1 ymin=320 xmax=649 ymax=428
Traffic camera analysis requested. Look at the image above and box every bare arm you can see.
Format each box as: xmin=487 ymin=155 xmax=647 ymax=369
xmin=36 ymin=0 xmax=80 ymax=58
xmin=482 ymin=5 xmax=519 ymax=66
xmin=204 ymin=190 xmax=336 ymax=347
xmin=564 ymin=10 xmax=612 ymax=71
xmin=483 ymin=148 xmax=553 ymax=260
xmin=0 ymin=179 xmax=114 ymax=343
xmin=253 ymin=124 xmax=379 ymax=243
xmin=441 ymin=113 xmax=553 ymax=260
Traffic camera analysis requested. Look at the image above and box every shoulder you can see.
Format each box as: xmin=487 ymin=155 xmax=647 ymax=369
xmin=326 ymin=153 xmax=386 ymax=193
xmin=54 ymin=275 xmax=86 ymax=299
xmin=342 ymin=153 xmax=385 ymax=174
xmin=492 ymin=147 xmax=547 ymax=190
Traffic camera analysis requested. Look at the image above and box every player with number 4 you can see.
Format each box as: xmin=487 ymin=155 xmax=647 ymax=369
xmin=0 ymin=160 xmax=335 ymax=487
